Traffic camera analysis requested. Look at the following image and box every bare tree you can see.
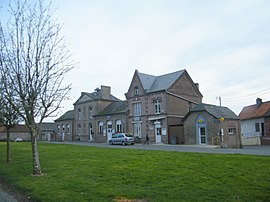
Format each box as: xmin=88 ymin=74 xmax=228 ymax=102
xmin=0 ymin=77 xmax=21 ymax=163
xmin=0 ymin=0 xmax=74 ymax=175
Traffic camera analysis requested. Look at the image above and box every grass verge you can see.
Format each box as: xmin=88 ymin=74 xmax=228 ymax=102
xmin=0 ymin=142 xmax=270 ymax=201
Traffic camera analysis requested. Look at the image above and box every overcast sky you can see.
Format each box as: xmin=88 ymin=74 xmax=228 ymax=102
xmin=1 ymin=0 xmax=270 ymax=121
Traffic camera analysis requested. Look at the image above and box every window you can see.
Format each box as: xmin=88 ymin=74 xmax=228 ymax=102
xmin=154 ymin=99 xmax=161 ymax=114
xmin=57 ymin=125 xmax=60 ymax=134
xmin=66 ymin=124 xmax=70 ymax=134
xmin=78 ymin=108 xmax=81 ymax=120
xmin=89 ymin=106 xmax=92 ymax=119
xmin=98 ymin=122 xmax=103 ymax=133
xmin=116 ymin=120 xmax=122 ymax=133
xmin=134 ymin=86 xmax=139 ymax=96
xmin=78 ymin=124 xmax=81 ymax=136
xmin=133 ymin=102 xmax=141 ymax=116
xmin=89 ymin=123 xmax=93 ymax=135
xmin=255 ymin=123 xmax=260 ymax=132
xmin=133 ymin=122 xmax=141 ymax=138
xmin=228 ymin=128 xmax=236 ymax=135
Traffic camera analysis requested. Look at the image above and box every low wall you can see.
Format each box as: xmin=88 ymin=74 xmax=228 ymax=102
xmin=241 ymin=136 xmax=261 ymax=146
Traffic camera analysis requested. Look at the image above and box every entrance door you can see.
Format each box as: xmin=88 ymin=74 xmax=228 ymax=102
xmin=261 ymin=123 xmax=265 ymax=136
xmin=199 ymin=127 xmax=206 ymax=144
xmin=155 ymin=122 xmax=162 ymax=143
xmin=107 ymin=121 xmax=113 ymax=141
xmin=89 ymin=123 xmax=93 ymax=141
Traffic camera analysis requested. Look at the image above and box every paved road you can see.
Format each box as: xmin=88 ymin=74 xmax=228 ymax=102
xmin=52 ymin=141 xmax=270 ymax=156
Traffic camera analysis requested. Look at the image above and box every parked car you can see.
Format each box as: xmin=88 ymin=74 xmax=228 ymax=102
xmin=109 ymin=133 xmax=134 ymax=146
xmin=14 ymin=137 xmax=23 ymax=142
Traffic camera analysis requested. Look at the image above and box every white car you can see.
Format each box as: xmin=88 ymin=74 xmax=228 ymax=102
xmin=109 ymin=133 xmax=134 ymax=146
xmin=14 ymin=138 xmax=23 ymax=142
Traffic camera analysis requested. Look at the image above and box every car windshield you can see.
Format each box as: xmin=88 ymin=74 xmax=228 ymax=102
xmin=125 ymin=134 xmax=133 ymax=137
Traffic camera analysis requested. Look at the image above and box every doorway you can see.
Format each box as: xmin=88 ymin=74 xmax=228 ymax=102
xmin=155 ymin=121 xmax=162 ymax=143
xmin=199 ymin=127 xmax=206 ymax=144
xmin=107 ymin=121 xmax=113 ymax=141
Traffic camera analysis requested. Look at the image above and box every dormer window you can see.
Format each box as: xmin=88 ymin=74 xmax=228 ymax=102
xmin=134 ymin=86 xmax=139 ymax=96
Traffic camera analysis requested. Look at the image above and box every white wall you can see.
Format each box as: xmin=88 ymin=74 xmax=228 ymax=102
xmin=241 ymin=118 xmax=264 ymax=145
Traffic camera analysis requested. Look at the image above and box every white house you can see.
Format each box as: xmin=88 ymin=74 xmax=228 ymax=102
xmin=239 ymin=98 xmax=270 ymax=145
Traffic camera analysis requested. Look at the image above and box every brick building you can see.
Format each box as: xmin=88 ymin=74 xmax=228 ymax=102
xmin=125 ymin=69 xmax=202 ymax=144
xmin=184 ymin=103 xmax=241 ymax=148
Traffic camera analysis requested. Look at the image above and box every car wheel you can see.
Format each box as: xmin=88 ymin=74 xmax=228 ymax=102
xmin=122 ymin=141 xmax=126 ymax=146
xmin=109 ymin=141 xmax=113 ymax=145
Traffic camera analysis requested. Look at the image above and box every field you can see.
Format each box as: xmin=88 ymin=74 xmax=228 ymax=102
xmin=0 ymin=142 xmax=270 ymax=201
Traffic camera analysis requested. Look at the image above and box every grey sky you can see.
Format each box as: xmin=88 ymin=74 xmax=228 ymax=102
xmin=1 ymin=0 xmax=270 ymax=121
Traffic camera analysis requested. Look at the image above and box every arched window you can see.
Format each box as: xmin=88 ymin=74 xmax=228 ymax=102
xmin=116 ymin=120 xmax=122 ymax=133
xmin=98 ymin=122 xmax=103 ymax=133
xmin=66 ymin=124 xmax=70 ymax=134
xmin=134 ymin=86 xmax=139 ymax=96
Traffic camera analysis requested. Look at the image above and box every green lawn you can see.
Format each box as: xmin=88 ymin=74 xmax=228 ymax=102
xmin=0 ymin=142 xmax=269 ymax=202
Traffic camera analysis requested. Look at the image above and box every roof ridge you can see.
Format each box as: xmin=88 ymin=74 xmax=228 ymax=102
xmin=243 ymin=100 xmax=270 ymax=108
xmin=156 ymin=69 xmax=185 ymax=78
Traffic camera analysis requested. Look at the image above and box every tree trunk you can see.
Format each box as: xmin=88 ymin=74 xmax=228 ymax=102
xmin=31 ymin=128 xmax=42 ymax=176
xmin=6 ymin=127 xmax=11 ymax=163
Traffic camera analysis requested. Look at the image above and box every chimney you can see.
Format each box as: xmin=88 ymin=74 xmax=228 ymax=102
xmin=195 ymin=83 xmax=199 ymax=90
xmin=100 ymin=85 xmax=111 ymax=99
xmin=256 ymin=98 xmax=262 ymax=108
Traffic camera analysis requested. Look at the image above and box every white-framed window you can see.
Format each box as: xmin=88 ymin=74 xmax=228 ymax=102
xmin=134 ymin=86 xmax=139 ymax=96
xmin=133 ymin=122 xmax=141 ymax=138
xmin=66 ymin=124 xmax=70 ymax=134
xmin=133 ymin=102 xmax=141 ymax=116
xmin=98 ymin=122 xmax=103 ymax=133
xmin=154 ymin=99 xmax=161 ymax=114
xmin=255 ymin=123 xmax=260 ymax=132
xmin=89 ymin=106 xmax=92 ymax=119
xmin=116 ymin=120 xmax=122 ymax=133
xmin=78 ymin=124 xmax=81 ymax=136
xmin=89 ymin=123 xmax=93 ymax=135
xmin=57 ymin=125 xmax=60 ymax=134
xmin=78 ymin=108 xmax=81 ymax=120
xmin=228 ymin=128 xmax=236 ymax=135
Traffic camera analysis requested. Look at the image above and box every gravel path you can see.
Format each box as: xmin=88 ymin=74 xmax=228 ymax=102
xmin=0 ymin=181 xmax=30 ymax=202
xmin=0 ymin=186 xmax=17 ymax=202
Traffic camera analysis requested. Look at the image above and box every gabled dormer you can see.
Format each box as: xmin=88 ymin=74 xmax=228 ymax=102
xmin=125 ymin=70 xmax=148 ymax=99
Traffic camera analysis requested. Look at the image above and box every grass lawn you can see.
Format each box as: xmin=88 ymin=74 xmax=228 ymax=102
xmin=0 ymin=142 xmax=270 ymax=202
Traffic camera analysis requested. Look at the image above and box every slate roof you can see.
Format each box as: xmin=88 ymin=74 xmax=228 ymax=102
xmin=39 ymin=122 xmax=55 ymax=131
xmin=0 ymin=125 xmax=30 ymax=133
xmin=264 ymin=109 xmax=270 ymax=117
xmin=137 ymin=70 xmax=185 ymax=93
xmin=239 ymin=101 xmax=270 ymax=120
xmin=55 ymin=110 xmax=74 ymax=122
xmin=96 ymin=101 xmax=128 ymax=116
xmin=189 ymin=103 xmax=239 ymax=120
xmin=74 ymin=90 xmax=119 ymax=105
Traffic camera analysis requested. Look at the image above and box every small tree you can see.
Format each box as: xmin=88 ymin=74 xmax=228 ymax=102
xmin=0 ymin=0 xmax=74 ymax=175
xmin=0 ymin=78 xmax=20 ymax=163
